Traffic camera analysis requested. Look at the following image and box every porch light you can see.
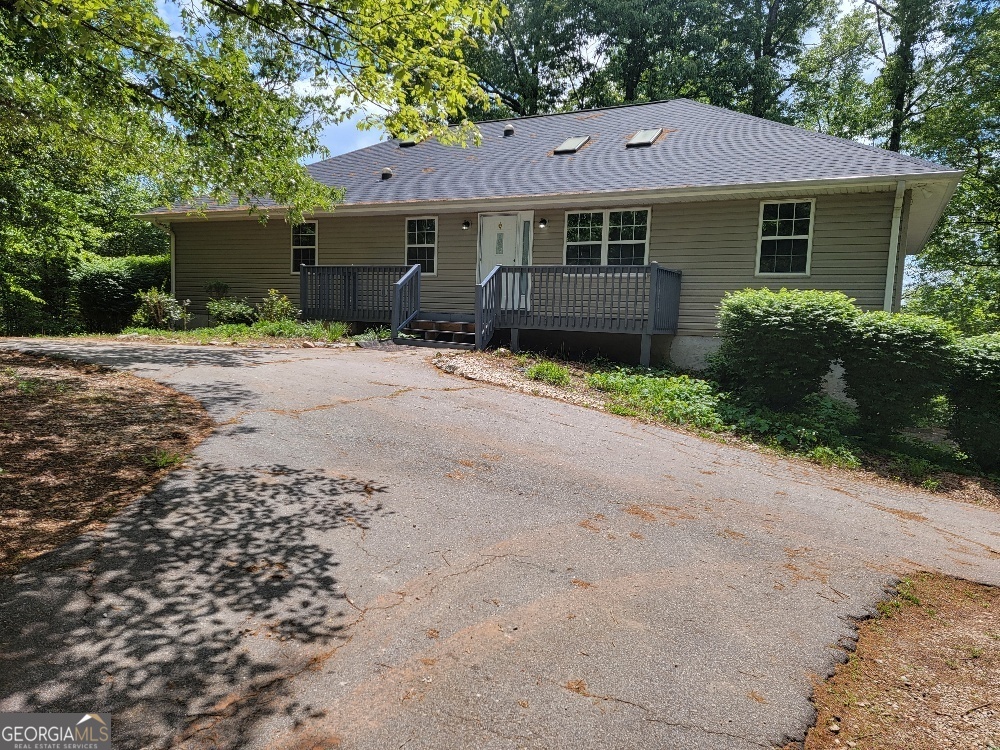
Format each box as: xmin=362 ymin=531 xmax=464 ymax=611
xmin=462 ymin=220 xmax=471 ymax=230
xmin=538 ymin=218 xmax=548 ymax=229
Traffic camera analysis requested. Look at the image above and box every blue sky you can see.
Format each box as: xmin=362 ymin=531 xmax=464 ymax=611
xmin=317 ymin=116 xmax=384 ymax=158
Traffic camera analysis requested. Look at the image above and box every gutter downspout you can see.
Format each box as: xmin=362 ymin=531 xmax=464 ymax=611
xmin=883 ymin=181 xmax=906 ymax=311
xmin=167 ymin=224 xmax=176 ymax=296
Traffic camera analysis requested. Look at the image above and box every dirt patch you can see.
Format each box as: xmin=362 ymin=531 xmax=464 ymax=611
xmin=796 ymin=572 xmax=999 ymax=750
xmin=0 ymin=350 xmax=213 ymax=573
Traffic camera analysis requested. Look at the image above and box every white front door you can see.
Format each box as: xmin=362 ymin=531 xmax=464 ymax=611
xmin=479 ymin=213 xmax=533 ymax=311
xmin=478 ymin=214 xmax=522 ymax=282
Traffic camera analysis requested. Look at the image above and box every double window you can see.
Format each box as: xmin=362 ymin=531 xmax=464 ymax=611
xmin=406 ymin=217 xmax=437 ymax=274
xmin=565 ymin=209 xmax=649 ymax=266
xmin=757 ymin=200 xmax=814 ymax=275
xmin=291 ymin=222 xmax=317 ymax=273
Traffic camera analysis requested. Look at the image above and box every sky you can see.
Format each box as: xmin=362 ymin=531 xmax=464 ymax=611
xmin=318 ymin=116 xmax=385 ymax=158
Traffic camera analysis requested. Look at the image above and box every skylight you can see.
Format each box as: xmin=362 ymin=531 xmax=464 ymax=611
xmin=554 ymin=136 xmax=590 ymax=154
xmin=626 ymin=128 xmax=663 ymax=148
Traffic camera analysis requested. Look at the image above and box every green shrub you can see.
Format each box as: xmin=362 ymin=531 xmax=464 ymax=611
xmin=256 ymin=289 xmax=297 ymax=322
xmin=718 ymin=394 xmax=858 ymax=451
xmin=840 ymin=312 xmax=957 ymax=438
xmin=131 ymin=288 xmax=190 ymax=330
xmin=205 ymin=281 xmax=230 ymax=299
xmin=74 ymin=254 xmax=171 ymax=332
xmin=714 ymin=288 xmax=859 ymax=408
xmin=948 ymin=334 xmax=1000 ymax=471
xmin=206 ymin=297 xmax=256 ymax=325
xmin=586 ymin=370 xmax=726 ymax=430
xmin=525 ymin=360 xmax=571 ymax=386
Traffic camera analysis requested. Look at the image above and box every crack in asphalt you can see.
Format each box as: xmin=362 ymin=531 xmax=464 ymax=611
xmin=557 ymin=678 xmax=770 ymax=747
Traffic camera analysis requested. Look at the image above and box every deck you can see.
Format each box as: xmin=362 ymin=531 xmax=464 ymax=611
xmin=299 ymin=263 xmax=682 ymax=364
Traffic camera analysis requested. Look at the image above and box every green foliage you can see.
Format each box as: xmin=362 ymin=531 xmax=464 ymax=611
xmin=144 ymin=450 xmax=186 ymax=470
xmin=464 ymin=0 xmax=591 ymax=117
xmin=840 ymin=311 xmax=957 ymax=437
xmin=131 ymin=288 xmax=190 ymax=330
xmin=205 ymin=281 xmax=231 ymax=300
xmin=74 ymin=254 xmax=171 ymax=333
xmin=586 ymin=370 xmax=726 ymax=430
xmin=122 ymin=319 xmax=349 ymax=343
xmin=714 ymin=288 xmax=859 ymax=408
xmin=903 ymin=4 xmax=1000 ymax=334
xmin=256 ymin=289 xmax=297 ymax=323
xmin=352 ymin=326 xmax=392 ymax=342
xmin=788 ymin=4 xmax=880 ymax=138
xmin=525 ymin=360 xmax=572 ymax=386
xmin=948 ymin=334 xmax=1000 ymax=471
xmin=718 ymin=394 xmax=858 ymax=452
xmin=206 ymin=297 xmax=256 ymax=325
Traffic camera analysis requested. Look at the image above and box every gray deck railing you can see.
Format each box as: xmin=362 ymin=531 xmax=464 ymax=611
xmin=476 ymin=265 xmax=503 ymax=350
xmin=299 ymin=265 xmax=410 ymax=322
xmin=476 ymin=262 xmax=682 ymax=365
xmin=390 ymin=265 xmax=422 ymax=338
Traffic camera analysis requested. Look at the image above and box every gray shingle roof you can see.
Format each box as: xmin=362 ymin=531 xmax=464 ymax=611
xmin=150 ymin=99 xmax=959 ymax=214
xmin=309 ymin=99 xmax=955 ymax=205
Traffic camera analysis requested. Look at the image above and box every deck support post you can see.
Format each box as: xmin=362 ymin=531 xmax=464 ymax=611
xmin=510 ymin=327 xmax=520 ymax=353
xmin=640 ymin=334 xmax=651 ymax=367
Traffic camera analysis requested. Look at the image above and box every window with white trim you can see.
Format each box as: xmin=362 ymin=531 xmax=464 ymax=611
xmin=406 ymin=217 xmax=436 ymax=274
xmin=565 ymin=209 xmax=649 ymax=266
xmin=757 ymin=201 xmax=813 ymax=274
xmin=291 ymin=222 xmax=317 ymax=273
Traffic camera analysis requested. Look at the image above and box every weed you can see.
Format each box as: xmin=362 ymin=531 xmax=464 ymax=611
xmin=352 ymin=326 xmax=391 ymax=342
xmin=526 ymin=360 xmax=571 ymax=386
xmin=15 ymin=378 xmax=41 ymax=396
xmin=144 ymin=450 xmax=185 ymax=470
xmin=586 ymin=370 xmax=726 ymax=430
xmin=804 ymin=445 xmax=861 ymax=469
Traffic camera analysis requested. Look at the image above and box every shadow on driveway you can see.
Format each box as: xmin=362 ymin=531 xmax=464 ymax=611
xmin=0 ymin=463 xmax=390 ymax=749
xmin=8 ymin=341 xmax=277 ymax=370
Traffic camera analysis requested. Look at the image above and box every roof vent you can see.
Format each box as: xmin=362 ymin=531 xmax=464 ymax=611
xmin=381 ymin=167 xmax=393 ymax=180
xmin=503 ymin=123 xmax=514 ymax=137
xmin=554 ymin=135 xmax=590 ymax=154
xmin=398 ymin=139 xmax=417 ymax=148
xmin=626 ymin=128 xmax=663 ymax=148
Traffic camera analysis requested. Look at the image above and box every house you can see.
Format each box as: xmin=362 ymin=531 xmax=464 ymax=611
xmin=142 ymin=99 xmax=962 ymax=368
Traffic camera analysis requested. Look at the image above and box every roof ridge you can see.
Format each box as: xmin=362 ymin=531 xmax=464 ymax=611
xmin=678 ymin=98 xmax=947 ymax=171
xmin=470 ymin=98 xmax=685 ymax=125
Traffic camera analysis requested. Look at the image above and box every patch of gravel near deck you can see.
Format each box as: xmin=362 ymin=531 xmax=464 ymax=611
xmin=433 ymin=350 xmax=610 ymax=411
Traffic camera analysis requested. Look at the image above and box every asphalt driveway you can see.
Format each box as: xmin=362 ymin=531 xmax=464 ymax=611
xmin=1 ymin=341 xmax=998 ymax=750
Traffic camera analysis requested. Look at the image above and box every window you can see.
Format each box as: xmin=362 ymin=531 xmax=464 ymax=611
xmin=626 ymin=128 xmax=662 ymax=148
xmin=565 ymin=208 xmax=649 ymax=266
xmin=406 ymin=217 xmax=436 ymax=274
xmin=554 ymin=135 xmax=590 ymax=154
xmin=291 ymin=222 xmax=317 ymax=273
xmin=757 ymin=201 xmax=813 ymax=275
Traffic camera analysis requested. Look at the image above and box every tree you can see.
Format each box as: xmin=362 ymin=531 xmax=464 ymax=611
xmin=464 ymin=0 xmax=591 ymax=116
xmin=702 ymin=0 xmax=836 ymax=119
xmin=576 ymin=0 xmax=719 ymax=106
xmin=788 ymin=4 xmax=881 ymax=138
xmin=902 ymin=1 xmax=1000 ymax=333
xmin=0 ymin=0 xmax=501 ymax=331
xmin=865 ymin=0 xmax=945 ymax=151
xmin=1 ymin=0 xmax=501 ymax=216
